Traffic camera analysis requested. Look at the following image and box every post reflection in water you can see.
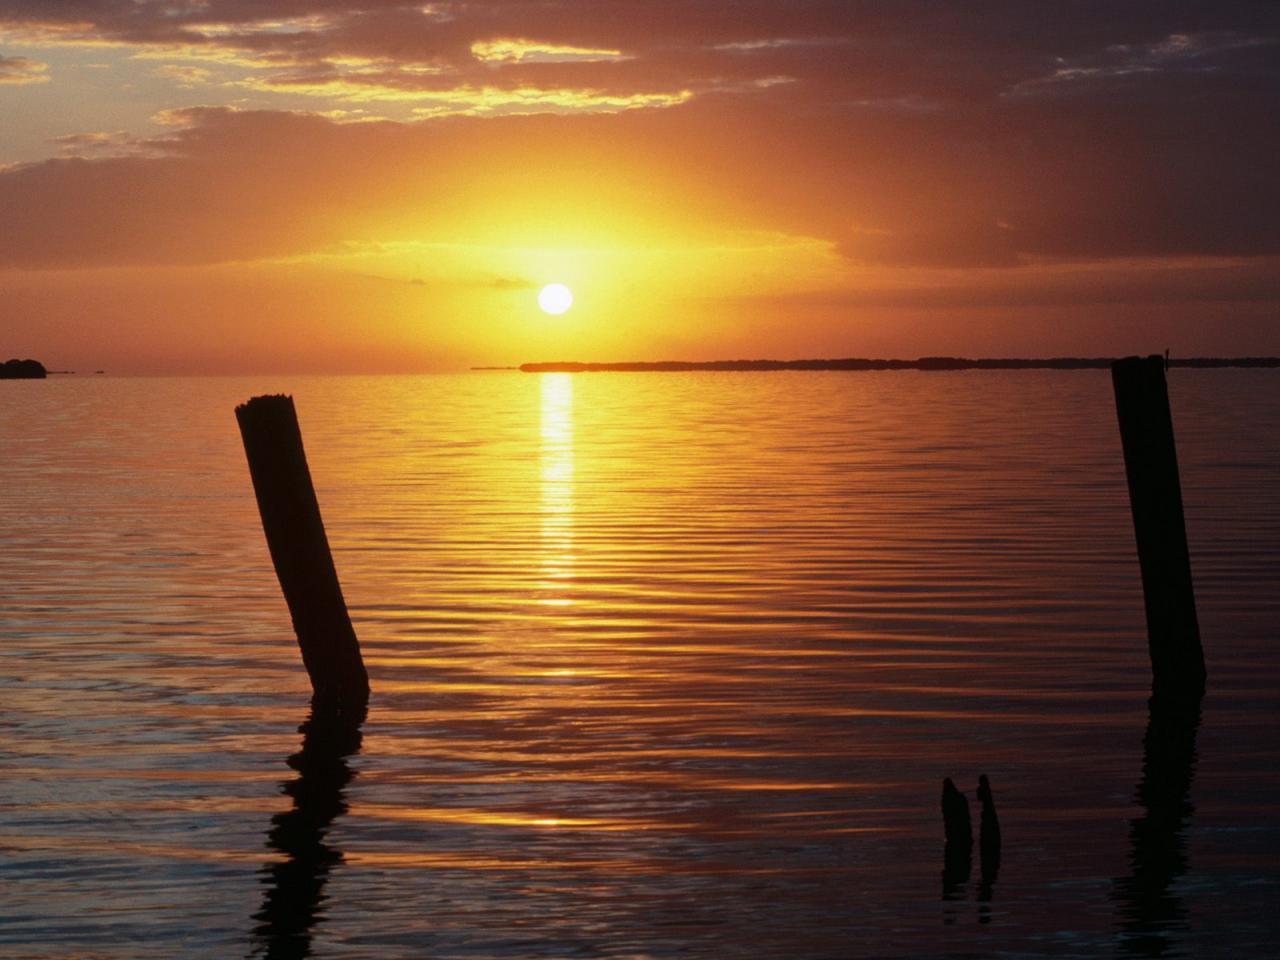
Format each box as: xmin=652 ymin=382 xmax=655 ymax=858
xmin=1112 ymin=699 xmax=1202 ymax=958
xmin=250 ymin=702 xmax=366 ymax=960
xmin=538 ymin=373 xmax=576 ymax=607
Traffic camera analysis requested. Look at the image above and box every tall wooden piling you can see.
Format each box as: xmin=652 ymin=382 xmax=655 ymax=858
xmin=1110 ymin=355 xmax=1205 ymax=704
xmin=236 ymin=394 xmax=369 ymax=707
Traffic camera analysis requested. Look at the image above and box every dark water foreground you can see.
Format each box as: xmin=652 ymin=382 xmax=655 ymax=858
xmin=1 ymin=371 xmax=1278 ymax=958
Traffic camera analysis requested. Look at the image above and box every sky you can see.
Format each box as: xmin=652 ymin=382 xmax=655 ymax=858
xmin=1 ymin=1 xmax=1277 ymax=373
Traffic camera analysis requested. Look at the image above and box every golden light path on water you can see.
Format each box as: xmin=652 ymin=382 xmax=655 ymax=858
xmin=539 ymin=373 xmax=575 ymax=609
xmin=1 ymin=370 xmax=1279 ymax=957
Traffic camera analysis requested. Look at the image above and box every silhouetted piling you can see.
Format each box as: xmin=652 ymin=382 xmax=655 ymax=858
xmin=977 ymin=774 xmax=1000 ymax=884
xmin=941 ymin=777 xmax=973 ymax=846
xmin=1110 ymin=356 xmax=1206 ymax=705
xmin=236 ymin=395 xmax=369 ymax=707
xmin=941 ymin=777 xmax=973 ymax=895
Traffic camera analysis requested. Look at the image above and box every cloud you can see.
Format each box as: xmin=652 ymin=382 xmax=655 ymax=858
xmin=407 ymin=85 xmax=691 ymax=116
xmin=352 ymin=270 xmax=534 ymax=289
xmin=471 ymin=38 xmax=631 ymax=65
xmin=1 ymin=2 xmax=1278 ymax=270
xmin=1006 ymin=30 xmax=1278 ymax=97
xmin=710 ymin=37 xmax=847 ymax=53
xmin=0 ymin=2 xmax=819 ymax=113
xmin=47 ymin=129 xmax=150 ymax=158
xmin=150 ymin=63 xmax=214 ymax=87
xmin=0 ymin=53 xmax=48 ymax=84
xmin=491 ymin=276 xmax=535 ymax=289
xmin=737 ymin=257 xmax=1280 ymax=310
xmin=232 ymin=67 xmax=691 ymax=113
xmin=0 ymin=105 xmax=730 ymax=268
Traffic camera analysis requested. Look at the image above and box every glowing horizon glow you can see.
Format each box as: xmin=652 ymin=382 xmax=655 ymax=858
xmin=0 ymin=2 xmax=1273 ymax=372
xmin=538 ymin=283 xmax=574 ymax=315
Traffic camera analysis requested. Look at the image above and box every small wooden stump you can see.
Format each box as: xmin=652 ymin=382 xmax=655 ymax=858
xmin=236 ymin=395 xmax=369 ymax=707
xmin=941 ymin=777 xmax=973 ymax=893
xmin=977 ymin=774 xmax=1000 ymax=882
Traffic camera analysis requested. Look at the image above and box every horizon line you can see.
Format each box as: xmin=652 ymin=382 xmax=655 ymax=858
xmin=514 ymin=355 xmax=1280 ymax=373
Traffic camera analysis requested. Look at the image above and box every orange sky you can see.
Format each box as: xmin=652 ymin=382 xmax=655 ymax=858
xmin=1 ymin=2 xmax=1277 ymax=372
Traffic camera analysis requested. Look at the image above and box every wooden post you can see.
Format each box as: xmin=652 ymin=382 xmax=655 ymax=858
xmin=236 ymin=395 xmax=369 ymax=707
xmin=976 ymin=774 xmax=1000 ymax=883
xmin=1110 ymin=356 xmax=1205 ymax=704
xmin=940 ymin=777 xmax=972 ymax=895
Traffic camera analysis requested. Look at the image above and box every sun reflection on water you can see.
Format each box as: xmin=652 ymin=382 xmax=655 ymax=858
xmin=538 ymin=373 xmax=576 ymax=606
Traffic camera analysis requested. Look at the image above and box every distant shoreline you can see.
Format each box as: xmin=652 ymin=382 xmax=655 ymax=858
xmin=518 ymin=356 xmax=1280 ymax=373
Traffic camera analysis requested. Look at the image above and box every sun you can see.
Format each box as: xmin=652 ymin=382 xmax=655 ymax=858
xmin=538 ymin=283 xmax=573 ymax=315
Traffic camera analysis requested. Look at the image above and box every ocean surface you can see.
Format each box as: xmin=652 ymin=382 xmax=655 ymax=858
xmin=1 ymin=370 xmax=1277 ymax=958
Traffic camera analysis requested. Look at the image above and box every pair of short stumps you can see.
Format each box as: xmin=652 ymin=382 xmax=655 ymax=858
xmin=942 ymin=775 xmax=1000 ymax=885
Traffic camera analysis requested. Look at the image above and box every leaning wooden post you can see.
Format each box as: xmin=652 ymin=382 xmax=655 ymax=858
xmin=236 ymin=395 xmax=369 ymax=707
xmin=1110 ymin=356 xmax=1205 ymax=704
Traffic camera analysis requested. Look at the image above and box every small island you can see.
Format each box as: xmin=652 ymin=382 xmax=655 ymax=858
xmin=1 ymin=358 xmax=48 ymax=379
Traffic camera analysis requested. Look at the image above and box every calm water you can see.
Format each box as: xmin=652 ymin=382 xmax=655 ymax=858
xmin=2 ymin=371 xmax=1278 ymax=958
